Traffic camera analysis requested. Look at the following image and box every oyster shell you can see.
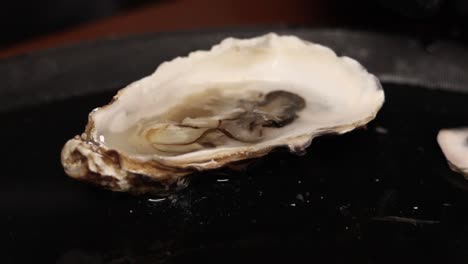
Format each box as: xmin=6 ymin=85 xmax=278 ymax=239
xmin=61 ymin=33 xmax=385 ymax=193
xmin=437 ymin=128 xmax=468 ymax=178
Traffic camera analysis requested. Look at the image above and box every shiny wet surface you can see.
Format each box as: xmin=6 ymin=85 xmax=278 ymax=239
xmin=2 ymin=83 xmax=468 ymax=263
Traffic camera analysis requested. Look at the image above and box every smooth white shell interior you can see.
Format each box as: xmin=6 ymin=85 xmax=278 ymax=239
xmin=438 ymin=128 xmax=468 ymax=174
xmin=90 ymin=33 xmax=384 ymax=164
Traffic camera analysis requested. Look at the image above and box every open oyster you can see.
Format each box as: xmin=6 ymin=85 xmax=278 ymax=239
xmin=437 ymin=128 xmax=468 ymax=178
xmin=61 ymin=33 xmax=384 ymax=193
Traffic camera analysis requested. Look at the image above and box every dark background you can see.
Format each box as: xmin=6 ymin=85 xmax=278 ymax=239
xmin=0 ymin=0 xmax=157 ymax=47
xmin=1 ymin=0 xmax=468 ymax=50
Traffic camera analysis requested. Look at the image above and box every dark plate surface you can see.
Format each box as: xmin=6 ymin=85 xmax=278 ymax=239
xmin=1 ymin=28 xmax=468 ymax=263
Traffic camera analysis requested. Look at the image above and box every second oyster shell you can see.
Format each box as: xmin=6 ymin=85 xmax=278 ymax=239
xmin=438 ymin=128 xmax=468 ymax=178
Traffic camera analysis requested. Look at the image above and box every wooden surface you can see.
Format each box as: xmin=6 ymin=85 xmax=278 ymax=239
xmin=0 ymin=0 xmax=326 ymax=59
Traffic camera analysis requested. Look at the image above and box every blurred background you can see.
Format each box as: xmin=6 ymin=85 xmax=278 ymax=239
xmin=1 ymin=0 xmax=467 ymax=58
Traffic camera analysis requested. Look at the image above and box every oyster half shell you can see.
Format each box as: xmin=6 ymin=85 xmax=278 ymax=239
xmin=61 ymin=33 xmax=385 ymax=193
xmin=438 ymin=128 xmax=468 ymax=178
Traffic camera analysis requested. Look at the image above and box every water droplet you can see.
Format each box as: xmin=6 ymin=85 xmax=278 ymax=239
xmin=296 ymin=194 xmax=304 ymax=201
xmin=375 ymin=126 xmax=388 ymax=135
xmin=339 ymin=204 xmax=351 ymax=211
xmin=290 ymin=203 xmax=296 ymax=207
xmin=413 ymin=206 xmax=419 ymax=210
xmin=148 ymin=198 xmax=166 ymax=203
xmin=375 ymin=178 xmax=380 ymax=182
xmin=168 ymin=195 xmax=178 ymax=204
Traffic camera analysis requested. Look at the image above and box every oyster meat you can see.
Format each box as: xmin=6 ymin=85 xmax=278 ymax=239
xmin=438 ymin=128 xmax=468 ymax=178
xmin=61 ymin=33 xmax=385 ymax=193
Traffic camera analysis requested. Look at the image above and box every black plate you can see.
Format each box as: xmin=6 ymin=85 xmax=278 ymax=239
xmin=2 ymin=28 xmax=468 ymax=263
